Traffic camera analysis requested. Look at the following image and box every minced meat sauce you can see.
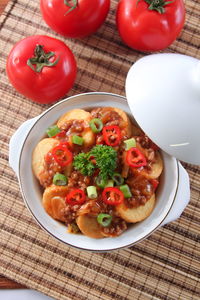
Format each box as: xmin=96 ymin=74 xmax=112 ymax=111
xmin=125 ymin=174 xmax=154 ymax=208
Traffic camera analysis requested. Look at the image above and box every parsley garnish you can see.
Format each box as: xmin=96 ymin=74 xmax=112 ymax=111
xmin=73 ymin=152 xmax=95 ymax=176
xmin=73 ymin=145 xmax=117 ymax=181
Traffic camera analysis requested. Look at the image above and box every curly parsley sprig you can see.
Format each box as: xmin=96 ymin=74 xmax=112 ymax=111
xmin=73 ymin=145 xmax=117 ymax=181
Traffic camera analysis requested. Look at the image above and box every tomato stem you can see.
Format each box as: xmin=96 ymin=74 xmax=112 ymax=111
xmin=142 ymin=0 xmax=174 ymax=14
xmin=27 ymin=45 xmax=59 ymax=72
xmin=64 ymin=0 xmax=78 ymax=15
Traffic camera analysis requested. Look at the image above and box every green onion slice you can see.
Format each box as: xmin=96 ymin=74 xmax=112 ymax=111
xmin=53 ymin=173 xmax=67 ymax=186
xmin=87 ymin=186 xmax=97 ymax=199
xmin=46 ymin=125 xmax=60 ymax=138
xmin=72 ymin=135 xmax=84 ymax=145
xmin=104 ymin=179 xmax=114 ymax=188
xmin=124 ymin=138 xmax=136 ymax=150
xmin=95 ymin=176 xmax=107 ymax=188
xmin=120 ymin=184 xmax=132 ymax=198
xmin=89 ymin=118 xmax=103 ymax=133
xmin=97 ymin=213 xmax=112 ymax=227
xmin=112 ymin=173 xmax=124 ymax=186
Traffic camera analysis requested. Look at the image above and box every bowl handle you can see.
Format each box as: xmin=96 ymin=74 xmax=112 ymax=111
xmin=161 ymin=162 xmax=190 ymax=226
xmin=9 ymin=116 xmax=39 ymax=177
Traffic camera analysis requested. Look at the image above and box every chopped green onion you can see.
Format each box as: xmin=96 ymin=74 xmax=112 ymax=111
xmin=112 ymin=173 xmax=124 ymax=186
xmin=124 ymin=138 xmax=136 ymax=150
xmin=72 ymin=135 xmax=84 ymax=145
xmin=97 ymin=213 xmax=112 ymax=227
xmin=104 ymin=179 xmax=114 ymax=188
xmin=95 ymin=175 xmax=107 ymax=188
xmin=120 ymin=184 xmax=132 ymax=198
xmin=87 ymin=186 xmax=97 ymax=199
xmin=53 ymin=173 xmax=67 ymax=186
xmin=89 ymin=118 xmax=103 ymax=133
xmin=46 ymin=125 xmax=60 ymax=137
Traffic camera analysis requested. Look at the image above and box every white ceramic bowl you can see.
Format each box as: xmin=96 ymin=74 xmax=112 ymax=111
xmin=9 ymin=92 xmax=190 ymax=252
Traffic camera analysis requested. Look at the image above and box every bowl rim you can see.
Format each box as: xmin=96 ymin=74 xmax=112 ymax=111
xmin=18 ymin=92 xmax=179 ymax=252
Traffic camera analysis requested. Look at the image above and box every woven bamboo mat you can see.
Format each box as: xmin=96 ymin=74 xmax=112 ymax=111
xmin=0 ymin=0 xmax=200 ymax=299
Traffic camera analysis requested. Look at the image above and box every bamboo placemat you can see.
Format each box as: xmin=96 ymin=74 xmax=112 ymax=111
xmin=0 ymin=0 xmax=200 ymax=299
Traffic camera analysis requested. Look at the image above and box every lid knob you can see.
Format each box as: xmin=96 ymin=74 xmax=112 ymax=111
xmin=125 ymin=53 xmax=200 ymax=165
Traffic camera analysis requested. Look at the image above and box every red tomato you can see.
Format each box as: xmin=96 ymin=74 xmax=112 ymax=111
xmin=40 ymin=0 xmax=110 ymax=38
xmin=6 ymin=35 xmax=77 ymax=104
xmin=116 ymin=0 xmax=185 ymax=52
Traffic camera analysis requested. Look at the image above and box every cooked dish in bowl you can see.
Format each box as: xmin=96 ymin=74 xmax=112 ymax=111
xmin=32 ymin=107 xmax=163 ymax=238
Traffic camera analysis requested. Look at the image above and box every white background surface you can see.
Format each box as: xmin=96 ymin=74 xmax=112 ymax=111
xmin=0 ymin=289 xmax=55 ymax=300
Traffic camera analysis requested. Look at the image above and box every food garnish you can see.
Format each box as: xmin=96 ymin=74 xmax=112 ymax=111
xmin=89 ymin=118 xmax=103 ymax=133
xmin=73 ymin=152 xmax=96 ymax=176
xmin=72 ymin=135 xmax=84 ymax=145
xmin=74 ymin=145 xmax=117 ymax=181
xmin=112 ymin=173 xmax=124 ymax=186
xmin=102 ymin=125 xmax=121 ymax=147
xmin=66 ymin=189 xmax=86 ymax=205
xmin=53 ymin=173 xmax=68 ymax=186
xmin=124 ymin=138 xmax=136 ymax=150
xmin=52 ymin=144 xmax=73 ymax=167
xmin=102 ymin=187 xmax=124 ymax=206
xmin=119 ymin=184 xmax=132 ymax=198
xmin=87 ymin=186 xmax=98 ymax=199
xmin=126 ymin=147 xmax=147 ymax=168
xmin=46 ymin=125 xmax=61 ymax=138
xmin=97 ymin=213 xmax=112 ymax=227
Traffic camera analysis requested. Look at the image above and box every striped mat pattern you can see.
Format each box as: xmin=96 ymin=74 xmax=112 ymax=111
xmin=0 ymin=0 xmax=200 ymax=299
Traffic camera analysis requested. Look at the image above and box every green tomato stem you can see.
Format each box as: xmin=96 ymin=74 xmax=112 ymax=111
xmin=27 ymin=45 xmax=59 ymax=73
xmin=64 ymin=0 xmax=78 ymax=15
xmin=138 ymin=0 xmax=174 ymax=14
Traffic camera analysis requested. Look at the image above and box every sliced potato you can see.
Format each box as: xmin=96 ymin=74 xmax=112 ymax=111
xmin=42 ymin=185 xmax=68 ymax=222
xmin=57 ymin=109 xmax=92 ymax=127
xmin=112 ymin=108 xmax=132 ymax=138
xmin=148 ymin=152 xmax=163 ymax=179
xmin=76 ymin=214 xmax=104 ymax=239
xmin=57 ymin=109 xmax=95 ymax=147
xmin=135 ymin=151 xmax=163 ymax=179
xmin=32 ymin=138 xmax=59 ymax=180
xmin=116 ymin=194 xmax=155 ymax=223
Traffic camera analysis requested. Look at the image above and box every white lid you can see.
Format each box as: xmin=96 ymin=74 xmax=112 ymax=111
xmin=125 ymin=53 xmax=200 ymax=165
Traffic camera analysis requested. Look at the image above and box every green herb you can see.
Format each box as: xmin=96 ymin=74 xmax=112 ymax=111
xmin=104 ymin=180 xmax=114 ymax=188
xmin=46 ymin=125 xmax=60 ymax=138
xmin=73 ymin=152 xmax=95 ymax=176
xmin=95 ymin=175 xmax=107 ymax=188
xmin=73 ymin=145 xmax=117 ymax=180
xmin=53 ymin=173 xmax=67 ymax=186
xmin=97 ymin=213 xmax=112 ymax=227
xmin=120 ymin=184 xmax=132 ymax=198
xmin=112 ymin=173 xmax=124 ymax=186
xmin=89 ymin=118 xmax=103 ymax=133
xmin=124 ymin=138 xmax=136 ymax=150
xmin=90 ymin=145 xmax=117 ymax=181
xmin=72 ymin=135 xmax=84 ymax=145
xmin=87 ymin=186 xmax=97 ymax=199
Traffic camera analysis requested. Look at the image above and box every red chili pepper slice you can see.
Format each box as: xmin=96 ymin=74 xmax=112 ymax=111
xmin=66 ymin=189 xmax=86 ymax=206
xmin=150 ymin=179 xmax=159 ymax=191
xmin=102 ymin=125 xmax=121 ymax=147
xmin=102 ymin=187 xmax=124 ymax=206
xmin=126 ymin=147 xmax=147 ymax=168
xmin=52 ymin=144 xmax=73 ymax=167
